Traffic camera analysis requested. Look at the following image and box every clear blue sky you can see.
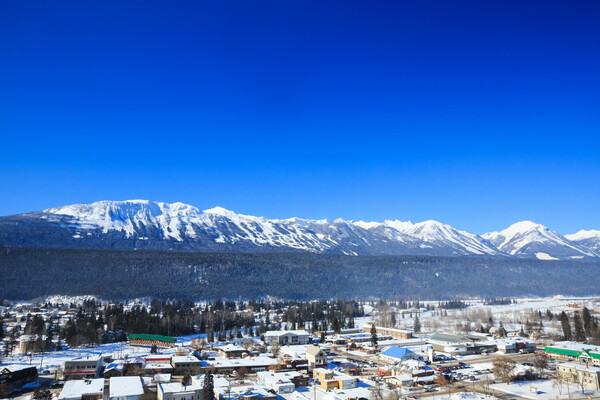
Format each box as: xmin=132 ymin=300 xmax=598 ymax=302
xmin=1 ymin=1 xmax=599 ymax=235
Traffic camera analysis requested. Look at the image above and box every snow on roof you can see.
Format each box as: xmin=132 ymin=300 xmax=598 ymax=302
xmin=159 ymin=381 xmax=203 ymax=394
xmin=219 ymin=344 xmax=246 ymax=352
xmin=58 ymin=379 xmax=104 ymax=400
xmin=172 ymin=355 xmax=201 ymax=363
xmin=1 ymin=364 xmax=36 ymax=373
xmin=556 ymin=362 xmax=600 ymax=373
xmin=381 ymin=346 xmax=414 ymax=359
xmin=209 ymin=356 xmax=279 ymax=369
xmin=109 ymin=376 xmax=144 ymax=398
xmin=264 ymin=330 xmax=309 ymax=337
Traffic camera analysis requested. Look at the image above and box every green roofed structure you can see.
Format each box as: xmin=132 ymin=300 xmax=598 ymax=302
xmin=129 ymin=333 xmax=177 ymax=348
xmin=544 ymin=344 xmax=600 ymax=366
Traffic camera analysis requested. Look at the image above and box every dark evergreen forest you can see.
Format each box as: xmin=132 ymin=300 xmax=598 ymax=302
xmin=1 ymin=247 xmax=599 ymax=300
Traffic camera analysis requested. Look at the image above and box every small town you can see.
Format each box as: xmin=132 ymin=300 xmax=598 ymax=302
xmin=1 ymin=297 xmax=599 ymax=400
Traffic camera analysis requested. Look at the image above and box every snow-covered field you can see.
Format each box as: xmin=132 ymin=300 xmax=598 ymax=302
xmin=491 ymin=379 xmax=599 ymax=400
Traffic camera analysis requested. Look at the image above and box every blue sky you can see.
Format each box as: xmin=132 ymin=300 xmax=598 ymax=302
xmin=1 ymin=1 xmax=599 ymax=235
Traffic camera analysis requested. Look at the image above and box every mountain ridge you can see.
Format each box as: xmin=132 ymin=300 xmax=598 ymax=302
xmin=0 ymin=199 xmax=598 ymax=260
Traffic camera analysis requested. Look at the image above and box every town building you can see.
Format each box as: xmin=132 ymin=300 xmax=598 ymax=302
xmin=362 ymin=324 xmax=413 ymax=339
xmin=496 ymin=339 xmax=536 ymax=354
xmin=217 ymin=344 xmax=247 ymax=359
xmin=158 ymin=381 xmax=203 ymax=400
xmin=129 ymin=334 xmax=177 ymax=348
xmin=379 ymin=346 xmax=422 ymax=364
xmin=207 ymin=356 xmax=279 ymax=374
xmin=306 ymin=345 xmax=327 ymax=370
xmin=144 ymin=355 xmax=174 ymax=374
xmin=556 ymin=362 xmax=600 ymax=390
xmin=264 ymin=330 xmax=310 ymax=346
xmin=171 ymin=355 xmax=202 ymax=375
xmin=213 ymin=376 xmax=276 ymax=400
xmin=545 ymin=343 xmax=600 ymax=366
xmin=64 ymin=355 xmax=103 ymax=379
xmin=109 ymin=376 xmax=144 ymax=400
xmin=58 ymin=378 xmax=105 ymax=400
xmin=427 ymin=333 xmax=497 ymax=355
xmin=0 ymin=365 xmax=38 ymax=388
xmin=256 ymin=371 xmax=296 ymax=394
xmin=312 ymin=369 xmax=357 ymax=390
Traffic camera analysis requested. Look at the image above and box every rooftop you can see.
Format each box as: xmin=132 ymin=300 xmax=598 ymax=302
xmin=109 ymin=376 xmax=144 ymax=398
xmin=129 ymin=333 xmax=177 ymax=343
xmin=58 ymin=379 xmax=104 ymax=399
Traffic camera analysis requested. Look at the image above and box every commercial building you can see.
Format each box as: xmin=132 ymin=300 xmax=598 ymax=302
xmin=64 ymin=355 xmax=103 ymax=380
xmin=496 ymin=339 xmax=536 ymax=354
xmin=544 ymin=343 xmax=600 ymax=366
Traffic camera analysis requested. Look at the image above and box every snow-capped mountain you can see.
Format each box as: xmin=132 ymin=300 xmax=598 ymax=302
xmin=355 ymin=220 xmax=501 ymax=256
xmin=482 ymin=221 xmax=596 ymax=260
xmin=565 ymin=230 xmax=600 ymax=256
xmin=0 ymin=200 xmax=598 ymax=260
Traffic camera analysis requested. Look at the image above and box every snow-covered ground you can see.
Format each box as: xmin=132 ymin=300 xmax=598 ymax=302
xmin=491 ymin=379 xmax=599 ymax=400
xmin=438 ymin=394 xmax=498 ymax=400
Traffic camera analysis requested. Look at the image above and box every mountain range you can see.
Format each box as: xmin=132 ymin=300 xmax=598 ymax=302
xmin=0 ymin=199 xmax=599 ymax=260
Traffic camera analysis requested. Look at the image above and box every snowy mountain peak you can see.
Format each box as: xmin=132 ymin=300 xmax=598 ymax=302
xmin=565 ymin=229 xmax=600 ymax=241
xmin=482 ymin=221 xmax=595 ymax=259
xmin=203 ymin=206 xmax=239 ymax=218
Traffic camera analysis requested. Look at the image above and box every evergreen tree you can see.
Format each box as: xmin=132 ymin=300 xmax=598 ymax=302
xmin=370 ymin=324 xmax=378 ymax=347
xmin=331 ymin=316 xmax=341 ymax=334
xmin=573 ymin=312 xmax=586 ymax=342
xmin=202 ymin=371 xmax=214 ymax=400
xmin=0 ymin=319 xmax=4 ymax=341
xmin=150 ymin=344 xmax=158 ymax=354
xmin=560 ymin=312 xmax=572 ymax=341
xmin=3 ymin=330 xmax=17 ymax=357
xmin=413 ymin=316 xmax=421 ymax=333
xmin=582 ymin=307 xmax=596 ymax=337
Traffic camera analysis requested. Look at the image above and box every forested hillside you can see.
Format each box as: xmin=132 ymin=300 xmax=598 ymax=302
xmin=1 ymin=247 xmax=599 ymax=300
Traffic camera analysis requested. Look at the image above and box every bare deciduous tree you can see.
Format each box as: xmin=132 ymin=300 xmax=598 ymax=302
xmin=492 ymin=356 xmax=517 ymax=385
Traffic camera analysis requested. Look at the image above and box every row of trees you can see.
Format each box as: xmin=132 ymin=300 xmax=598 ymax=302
xmin=559 ymin=308 xmax=598 ymax=342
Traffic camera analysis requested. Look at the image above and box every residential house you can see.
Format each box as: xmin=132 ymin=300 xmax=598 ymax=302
xmin=306 ymin=345 xmax=327 ymax=370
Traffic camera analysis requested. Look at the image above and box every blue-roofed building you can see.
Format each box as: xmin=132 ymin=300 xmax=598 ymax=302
xmin=380 ymin=346 xmax=422 ymax=364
